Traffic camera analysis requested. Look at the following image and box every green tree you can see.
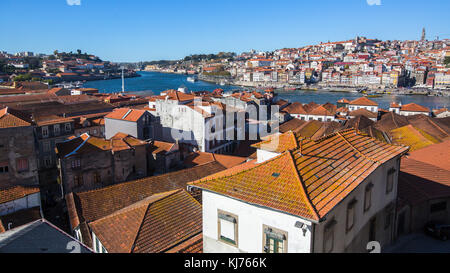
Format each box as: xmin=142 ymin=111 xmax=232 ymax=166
xmin=444 ymin=56 xmax=450 ymax=67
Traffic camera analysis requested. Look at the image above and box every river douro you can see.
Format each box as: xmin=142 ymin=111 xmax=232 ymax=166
xmin=83 ymin=71 xmax=450 ymax=110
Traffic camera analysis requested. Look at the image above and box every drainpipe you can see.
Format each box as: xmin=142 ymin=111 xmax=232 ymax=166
xmin=310 ymin=224 xmax=315 ymax=253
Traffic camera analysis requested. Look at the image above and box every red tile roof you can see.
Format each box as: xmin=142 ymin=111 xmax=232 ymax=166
xmin=183 ymin=152 xmax=247 ymax=169
xmin=105 ymin=108 xmax=146 ymax=122
xmin=399 ymin=158 xmax=450 ymax=206
xmin=89 ymin=190 xmax=202 ymax=253
xmin=349 ymin=97 xmax=378 ymax=106
xmin=400 ymin=103 xmax=430 ymax=113
xmin=192 ymin=129 xmax=409 ymax=221
xmin=0 ymin=107 xmax=32 ymax=128
xmin=405 ymin=140 xmax=450 ymax=171
xmin=0 ymin=183 xmax=40 ymax=205
xmin=282 ymin=102 xmax=307 ymax=115
xmin=66 ymin=161 xmax=228 ymax=230
xmin=348 ymin=108 xmax=378 ymax=119
xmin=56 ymin=133 xmax=147 ymax=157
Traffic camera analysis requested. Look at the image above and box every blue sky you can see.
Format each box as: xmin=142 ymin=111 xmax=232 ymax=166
xmin=1 ymin=0 xmax=449 ymax=62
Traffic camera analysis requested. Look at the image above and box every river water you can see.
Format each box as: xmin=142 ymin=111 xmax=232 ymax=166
xmin=83 ymin=71 xmax=450 ymax=110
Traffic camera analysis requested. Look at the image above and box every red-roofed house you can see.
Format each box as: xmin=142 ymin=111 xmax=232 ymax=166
xmin=105 ymin=108 xmax=154 ymax=140
xmin=191 ymin=129 xmax=409 ymax=253
xmin=348 ymin=97 xmax=379 ymax=113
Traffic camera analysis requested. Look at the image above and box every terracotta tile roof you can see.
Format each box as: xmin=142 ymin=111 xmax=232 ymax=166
xmin=159 ymin=90 xmax=195 ymax=102
xmin=150 ymin=141 xmax=177 ymax=155
xmin=407 ymin=115 xmax=450 ymax=141
xmin=400 ymin=103 xmax=430 ymax=113
xmin=252 ymin=131 xmax=298 ymax=153
xmin=390 ymin=125 xmax=440 ymax=152
xmin=0 ymin=107 xmax=32 ymax=128
xmin=349 ymin=97 xmax=378 ymax=106
xmin=309 ymin=105 xmax=335 ymax=116
xmin=165 ymin=233 xmax=203 ymax=253
xmin=183 ymin=152 xmax=247 ymax=169
xmin=105 ymin=108 xmax=146 ymax=122
xmin=0 ymin=183 xmax=40 ymax=205
xmin=56 ymin=132 xmax=147 ymax=157
xmin=348 ymin=108 xmax=378 ymax=119
xmin=344 ymin=115 xmax=375 ymax=130
xmin=88 ymin=190 xmax=202 ymax=253
xmin=390 ymin=102 xmax=401 ymax=108
xmin=278 ymin=119 xmax=308 ymax=133
xmin=405 ymin=140 xmax=450 ymax=171
xmin=303 ymin=102 xmax=320 ymax=113
xmin=375 ymin=112 xmax=410 ymax=132
xmin=399 ymin=158 xmax=450 ymax=206
xmin=66 ymin=161 xmax=228 ymax=230
xmin=283 ymin=102 xmax=307 ymax=115
xmin=192 ymin=130 xmax=409 ymax=221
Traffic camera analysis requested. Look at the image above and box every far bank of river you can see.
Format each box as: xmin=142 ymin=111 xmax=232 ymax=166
xmin=83 ymin=71 xmax=450 ymax=110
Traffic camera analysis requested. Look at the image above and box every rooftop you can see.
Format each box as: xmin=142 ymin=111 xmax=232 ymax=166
xmin=89 ymin=189 xmax=202 ymax=253
xmin=192 ymin=129 xmax=409 ymax=221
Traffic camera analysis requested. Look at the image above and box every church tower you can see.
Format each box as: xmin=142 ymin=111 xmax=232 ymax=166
xmin=421 ymin=27 xmax=426 ymax=41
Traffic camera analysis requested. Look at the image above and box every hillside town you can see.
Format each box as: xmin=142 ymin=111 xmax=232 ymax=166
xmin=0 ymin=50 xmax=139 ymax=87
xmin=1 ymin=73 xmax=449 ymax=253
xmin=145 ymin=33 xmax=450 ymax=94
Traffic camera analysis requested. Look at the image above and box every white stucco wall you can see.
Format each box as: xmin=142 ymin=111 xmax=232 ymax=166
xmin=0 ymin=192 xmax=41 ymax=217
xmin=313 ymin=157 xmax=400 ymax=253
xmin=202 ymin=191 xmax=313 ymax=253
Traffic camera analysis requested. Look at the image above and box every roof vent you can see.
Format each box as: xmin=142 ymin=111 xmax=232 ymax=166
xmin=272 ymin=173 xmax=280 ymax=178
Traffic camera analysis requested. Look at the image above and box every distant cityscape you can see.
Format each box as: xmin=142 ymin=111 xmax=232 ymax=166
xmin=143 ymin=31 xmax=450 ymax=95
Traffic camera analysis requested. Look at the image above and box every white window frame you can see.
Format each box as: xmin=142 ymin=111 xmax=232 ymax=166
xmin=217 ymin=210 xmax=238 ymax=247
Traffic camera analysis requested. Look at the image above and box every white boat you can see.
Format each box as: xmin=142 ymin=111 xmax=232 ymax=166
xmin=187 ymin=76 xmax=197 ymax=83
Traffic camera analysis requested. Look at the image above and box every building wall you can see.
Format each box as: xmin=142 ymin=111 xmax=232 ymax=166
xmin=0 ymin=193 xmax=41 ymax=217
xmin=399 ymin=111 xmax=430 ymax=117
xmin=60 ymin=150 xmax=113 ymax=195
xmin=105 ymin=118 xmax=138 ymax=140
xmin=312 ymin=157 xmax=400 ymax=253
xmin=59 ymin=145 xmax=148 ymax=195
xmin=0 ymin=126 xmax=39 ymax=186
xmin=202 ymin=191 xmax=313 ymax=253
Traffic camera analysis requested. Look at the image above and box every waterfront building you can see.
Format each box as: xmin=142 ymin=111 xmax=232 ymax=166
xmin=348 ymin=97 xmax=379 ymax=113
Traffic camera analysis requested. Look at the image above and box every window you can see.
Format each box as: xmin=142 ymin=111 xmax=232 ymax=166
xmin=218 ymin=210 xmax=238 ymax=247
xmin=74 ymin=175 xmax=83 ymax=187
xmin=16 ymin=158 xmax=29 ymax=172
xmin=65 ymin=123 xmax=71 ymax=132
xmin=54 ymin=124 xmax=60 ymax=135
xmin=44 ymin=157 xmax=52 ymax=167
xmin=71 ymin=159 xmax=81 ymax=169
xmin=346 ymin=199 xmax=357 ymax=232
xmin=43 ymin=141 xmax=51 ymax=152
xmin=94 ymin=173 xmax=101 ymax=184
xmin=42 ymin=126 xmax=49 ymax=138
xmin=385 ymin=211 xmax=393 ymax=230
xmin=364 ymin=183 xmax=374 ymax=212
xmin=386 ymin=169 xmax=395 ymax=194
xmin=323 ymin=219 xmax=336 ymax=253
xmin=263 ymin=226 xmax=288 ymax=253
xmin=0 ymin=164 xmax=9 ymax=174
xmin=430 ymin=202 xmax=447 ymax=214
